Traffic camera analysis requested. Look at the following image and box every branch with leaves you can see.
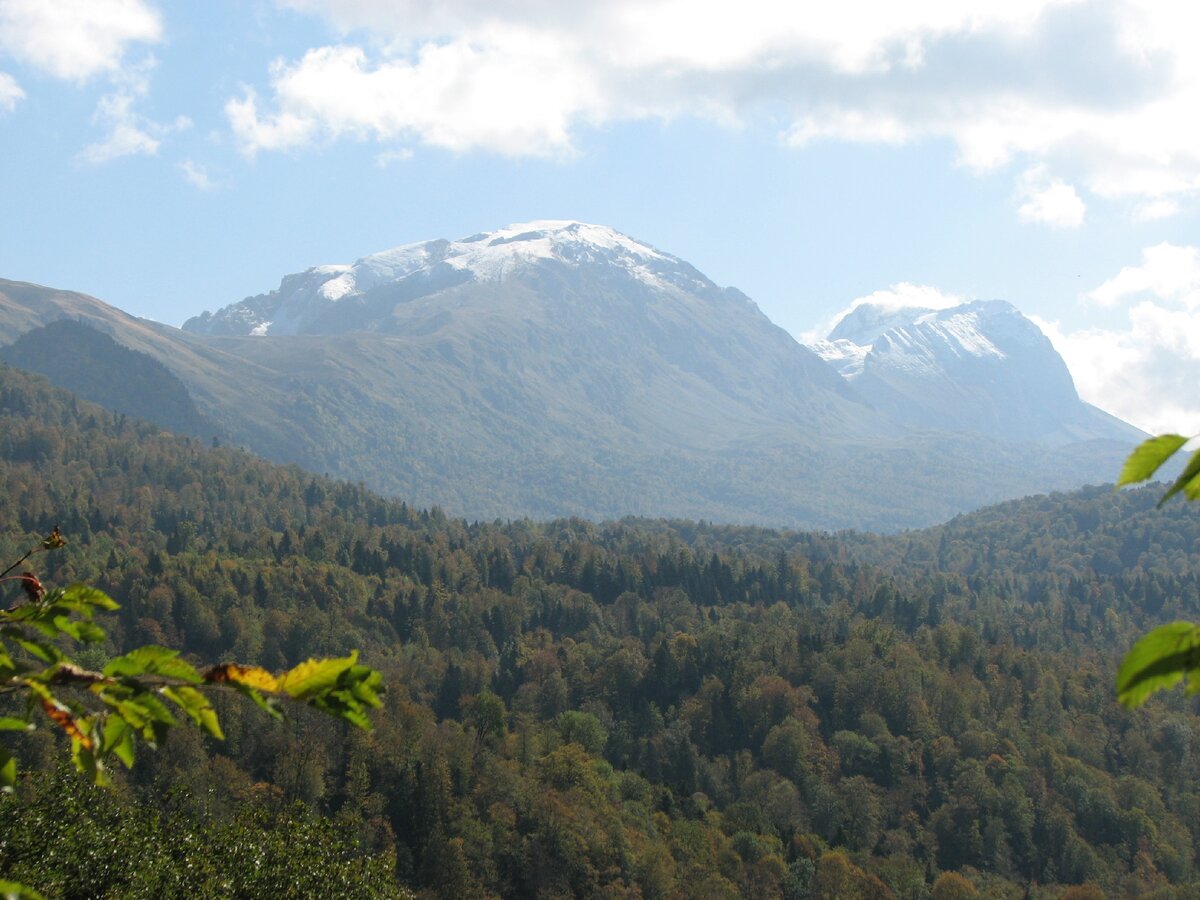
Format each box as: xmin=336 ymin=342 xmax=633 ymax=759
xmin=1 ymin=529 xmax=384 ymax=795
xmin=1115 ymin=435 xmax=1200 ymax=707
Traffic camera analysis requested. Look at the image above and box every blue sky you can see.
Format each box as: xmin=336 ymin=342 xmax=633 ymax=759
xmin=1 ymin=0 xmax=1199 ymax=431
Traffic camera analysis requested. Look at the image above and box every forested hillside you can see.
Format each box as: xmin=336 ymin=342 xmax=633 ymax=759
xmin=1 ymin=363 xmax=1198 ymax=898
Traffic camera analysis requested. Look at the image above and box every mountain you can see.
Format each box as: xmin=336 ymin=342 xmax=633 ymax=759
xmin=184 ymin=220 xmax=872 ymax=450
xmin=0 ymin=319 xmax=215 ymax=440
xmin=809 ymin=299 xmax=1142 ymax=445
xmin=0 ymin=223 xmax=1144 ymax=530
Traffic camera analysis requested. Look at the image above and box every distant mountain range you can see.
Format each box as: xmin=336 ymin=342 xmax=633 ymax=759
xmin=0 ymin=221 xmax=1143 ymax=530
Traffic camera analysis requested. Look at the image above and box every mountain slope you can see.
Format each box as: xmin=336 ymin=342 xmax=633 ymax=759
xmin=185 ymin=221 xmax=869 ymax=447
xmin=810 ymin=299 xmax=1142 ymax=445
xmin=0 ymin=224 xmax=1144 ymax=529
xmin=0 ymin=319 xmax=215 ymax=440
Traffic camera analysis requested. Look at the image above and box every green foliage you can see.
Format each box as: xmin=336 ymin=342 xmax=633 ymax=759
xmin=1116 ymin=433 xmax=1200 ymax=708
xmin=557 ymin=710 xmax=607 ymax=754
xmin=6 ymin=365 xmax=1200 ymax=896
xmin=1 ymin=532 xmax=383 ymax=789
xmin=0 ymin=881 xmax=43 ymax=900
xmin=1117 ymin=622 xmax=1200 ymax=707
xmin=0 ymin=769 xmax=405 ymax=899
xmin=0 ymin=524 xmax=385 ymax=899
xmin=1118 ymin=434 xmax=1190 ymax=490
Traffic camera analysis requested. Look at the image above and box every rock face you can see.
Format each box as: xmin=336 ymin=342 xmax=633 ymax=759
xmin=809 ymin=300 xmax=1142 ymax=445
xmin=0 ymin=223 xmax=1146 ymax=530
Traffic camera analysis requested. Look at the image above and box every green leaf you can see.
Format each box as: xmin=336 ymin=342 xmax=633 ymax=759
xmin=1118 ymin=434 xmax=1189 ymax=487
xmin=1159 ymin=448 xmax=1200 ymax=506
xmin=100 ymin=715 xmax=135 ymax=768
xmin=0 ymin=747 xmax=15 ymax=792
xmin=276 ymin=652 xmax=357 ymax=700
xmin=58 ymin=583 xmax=119 ymax=611
xmin=0 ymin=879 xmax=46 ymax=900
xmin=0 ymin=628 xmax=63 ymax=664
xmin=0 ymin=716 xmax=32 ymax=732
xmin=50 ymin=616 xmax=106 ymax=643
xmin=307 ymin=664 xmax=384 ymax=730
xmin=232 ymin=683 xmax=284 ymax=720
xmin=112 ymin=693 xmax=176 ymax=746
xmin=71 ymin=735 xmax=106 ymax=786
xmin=104 ymin=646 xmax=201 ymax=683
xmin=1116 ymin=621 xmax=1200 ymax=707
xmin=160 ymin=685 xmax=224 ymax=740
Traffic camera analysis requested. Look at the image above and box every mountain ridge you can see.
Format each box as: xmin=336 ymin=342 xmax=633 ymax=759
xmin=0 ymin=222 xmax=1145 ymax=530
xmin=810 ymin=298 xmax=1142 ymax=446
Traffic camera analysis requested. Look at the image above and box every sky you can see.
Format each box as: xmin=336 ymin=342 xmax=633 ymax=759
xmin=1 ymin=0 xmax=1199 ymax=433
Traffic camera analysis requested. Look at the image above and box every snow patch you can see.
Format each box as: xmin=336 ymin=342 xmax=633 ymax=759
xmin=319 ymin=272 xmax=357 ymax=300
xmin=810 ymin=339 xmax=870 ymax=378
xmin=193 ymin=220 xmax=704 ymax=335
xmin=359 ymin=220 xmax=670 ymax=287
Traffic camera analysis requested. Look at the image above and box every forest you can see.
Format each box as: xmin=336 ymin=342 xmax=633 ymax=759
xmin=2 ymin=362 xmax=1199 ymax=898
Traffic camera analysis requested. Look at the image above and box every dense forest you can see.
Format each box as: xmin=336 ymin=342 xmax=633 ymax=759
xmin=2 ymin=363 xmax=1199 ymax=898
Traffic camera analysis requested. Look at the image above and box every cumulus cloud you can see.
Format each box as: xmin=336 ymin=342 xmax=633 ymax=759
xmin=0 ymin=0 xmax=161 ymax=82
xmin=1036 ymin=243 xmax=1200 ymax=433
xmin=233 ymin=0 xmax=1200 ymax=216
xmin=1087 ymin=243 xmax=1200 ymax=308
xmin=1017 ymin=165 xmax=1086 ymax=228
xmin=227 ymin=39 xmax=597 ymax=157
xmin=77 ymin=62 xmax=191 ymax=165
xmin=0 ymin=70 xmax=21 ymax=110
xmin=802 ymin=282 xmax=963 ymax=343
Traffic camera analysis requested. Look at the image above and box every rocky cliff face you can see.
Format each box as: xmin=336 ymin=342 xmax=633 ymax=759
xmin=810 ymin=300 xmax=1143 ymax=445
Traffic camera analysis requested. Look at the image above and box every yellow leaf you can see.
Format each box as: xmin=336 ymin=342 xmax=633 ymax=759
xmin=202 ymin=663 xmax=278 ymax=693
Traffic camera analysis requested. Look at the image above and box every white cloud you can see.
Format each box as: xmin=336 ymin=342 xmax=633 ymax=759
xmin=1086 ymin=243 xmax=1200 ymax=308
xmin=0 ymin=0 xmax=161 ymax=82
xmin=802 ymin=282 xmax=963 ymax=343
xmin=374 ymin=147 xmax=413 ymax=167
xmin=77 ymin=62 xmax=190 ymax=165
xmin=178 ymin=159 xmax=217 ymax=190
xmin=1036 ymin=243 xmax=1200 ymax=433
xmin=1017 ymin=165 xmax=1086 ymax=227
xmin=1133 ymin=198 xmax=1181 ymax=221
xmin=228 ymin=40 xmax=596 ymax=157
xmin=234 ymin=0 xmax=1200 ymax=217
xmin=0 ymin=70 xmax=21 ymax=110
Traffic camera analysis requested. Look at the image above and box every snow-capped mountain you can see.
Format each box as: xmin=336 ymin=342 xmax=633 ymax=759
xmin=810 ymin=300 xmax=1143 ymax=445
xmin=184 ymin=221 xmax=746 ymax=337
xmin=1 ymin=222 xmax=1146 ymax=530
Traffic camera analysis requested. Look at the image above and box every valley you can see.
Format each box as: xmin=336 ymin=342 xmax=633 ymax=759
xmin=0 ymin=364 xmax=1194 ymax=898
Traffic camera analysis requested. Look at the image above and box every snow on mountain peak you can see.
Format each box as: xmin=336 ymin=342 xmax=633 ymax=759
xmin=182 ymin=221 xmax=711 ymax=337
xmin=812 ymin=299 xmax=1045 ymax=380
xmin=325 ymin=220 xmax=675 ymax=297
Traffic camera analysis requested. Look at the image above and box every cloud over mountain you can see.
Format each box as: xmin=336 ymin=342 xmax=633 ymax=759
xmin=1037 ymin=243 xmax=1200 ymax=434
xmin=228 ymin=0 xmax=1200 ymax=218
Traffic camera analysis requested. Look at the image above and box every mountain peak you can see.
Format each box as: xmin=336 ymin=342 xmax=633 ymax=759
xmin=357 ymin=220 xmax=669 ymax=286
xmin=183 ymin=222 xmax=711 ymax=337
xmin=810 ymin=297 xmax=1142 ymax=445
